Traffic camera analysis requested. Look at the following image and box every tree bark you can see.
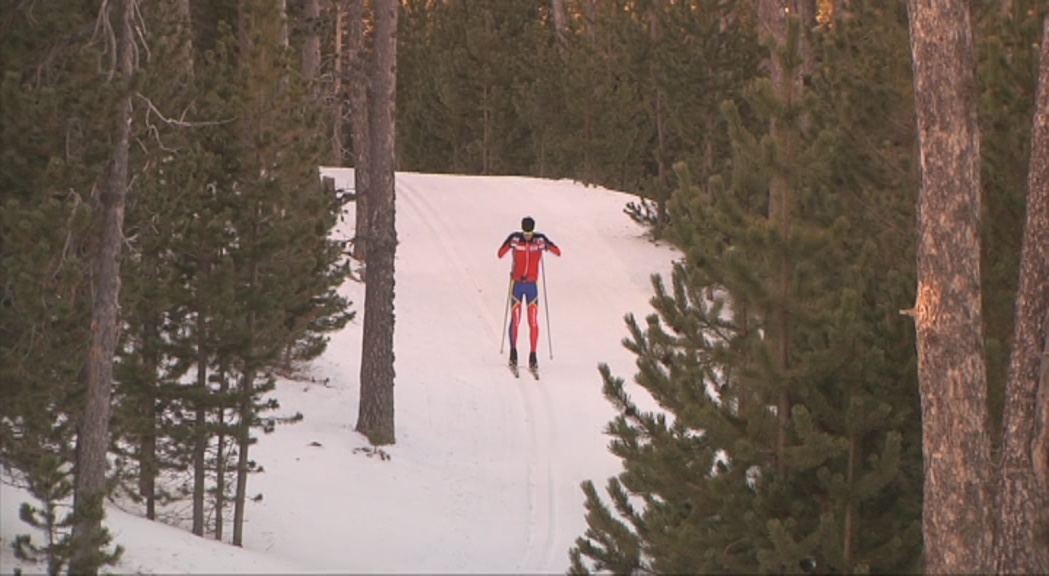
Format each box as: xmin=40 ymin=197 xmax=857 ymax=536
xmin=138 ymin=313 xmax=159 ymax=521
xmin=348 ymin=0 xmax=372 ymax=262
xmin=551 ymin=0 xmax=566 ymax=47
xmin=232 ymin=367 xmax=254 ymax=546
xmin=192 ymin=308 xmax=207 ymax=536
xmin=356 ymin=0 xmax=397 ymax=446
xmin=758 ymin=0 xmax=795 ymax=479
xmin=1036 ymin=312 xmax=1049 ymax=547
xmin=278 ymin=0 xmax=289 ymax=48
xmin=69 ymin=0 xmax=135 ymax=573
xmin=302 ymin=0 xmax=321 ymax=90
xmin=906 ymin=1 xmax=994 ymax=573
xmin=994 ymin=13 xmax=1049 ymax=574
xmin=649 ymin=0 xmax=668 ymax=225
xmin=215 ymin=358 xmax=230 ymax=541
xmin=332 ymin=0 xmax=347 ymax=165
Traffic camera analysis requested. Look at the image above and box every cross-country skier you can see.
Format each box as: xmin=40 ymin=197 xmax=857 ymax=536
xmin=498 ymin=216 xmax=561 ymax=371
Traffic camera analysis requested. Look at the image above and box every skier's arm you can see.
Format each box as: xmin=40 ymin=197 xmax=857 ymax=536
xmin=497 ymin=233 xmax=517 ymax=258
xmin=543 ymin=236 xmax=562 ymax=256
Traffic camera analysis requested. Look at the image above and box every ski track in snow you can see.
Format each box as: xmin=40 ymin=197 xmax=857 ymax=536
xmin=399 ymin=180 xmax=559 ymax=570
xmin=389 ymin=172 xmax=676 ymax=573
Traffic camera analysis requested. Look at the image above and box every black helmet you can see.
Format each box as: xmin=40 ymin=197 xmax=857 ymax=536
xmin=521 ymin=216 xmax=535 ymax=232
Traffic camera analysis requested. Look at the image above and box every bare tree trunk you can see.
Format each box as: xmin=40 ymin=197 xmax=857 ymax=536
xmin=348 ymin=0 xmax=372 ymax=262
xmin=796 ymin=0 xmax=817 ymax=80
xmin=356 ymin=0 xmax=397 ymax=446
xmin=1036 ymin=312 xmax=1049 ymax=538
xmin=279 ymin=0 xmax=289 ymax=48
xmin=906 ymin=1 xmax=993 ymax=573
xmin=192 ymin=308 xmax=207 ymax=536
xmin=232 ymin=367 xmax=254 ymax=546
xmin=585 ymin=0 xmax=596 ymax=45
xmin=758 ymin=0 xmax=794 ymax=478
xmin=232 ymin=217 xmax=260 ymax=545
xmin=215 ymin=358 xmax=230 ymax=541
xmin=303 ymin=0 xmax=321 ymax=88
xmin=649 ymin=0 xmax=668 ymax=225
xmin=843 ymin=429 xmax=858 ymax=568
xmin=994 ymin=13 xmax=1049 ymax=574
xmin=138 ymin=314 xmax=158 ymax=520
xmin=551 ymin=0 xmax=566 ymax=47
xmin=69 ymin=0 xmax=135 ymax=573
xmin=333 ymin=0 xmax=347 ymax=165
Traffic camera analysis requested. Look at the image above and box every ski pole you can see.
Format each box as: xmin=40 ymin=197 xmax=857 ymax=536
xmin=500 ymin=277 xmax=513 ymax=353
xmin=541 ymin=259 xmax=553 ymax=360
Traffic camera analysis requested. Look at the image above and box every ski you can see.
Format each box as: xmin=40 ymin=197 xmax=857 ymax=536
xmin=509 ymin=364 xmax=520 ymax=378
xmin=528 ymin=366 xmax=540 ymax=380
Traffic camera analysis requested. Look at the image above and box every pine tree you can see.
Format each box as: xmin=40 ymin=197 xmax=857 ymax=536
xmin=108 ymin=0 xmax=201 ymax=522
xmin=572 ymin=5 xmax=923 ymax=573
xmin=69 ymin=0 xmax=137 ymax=570
xmin=623 ymin=0 xmax=762 ymax=236
xmin=0 ymin=0 xmax=98 ymax=478
xmin=214 ymin=0 xmax=354 ymax=543
xmin=100 ymin=0 xmax=352 ymax=541
xmin=12 ymin=454 xmax=76 ymax=576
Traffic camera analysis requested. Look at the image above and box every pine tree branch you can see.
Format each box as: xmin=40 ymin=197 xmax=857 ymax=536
xmin=134 ymin=94 xmax=235 ymax=128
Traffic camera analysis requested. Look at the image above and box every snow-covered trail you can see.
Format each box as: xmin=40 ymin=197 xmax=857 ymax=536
xmin=243 ymin=170 xmax=678 ymax=573
xmin=375 ymin=171 xmax=676 ymax=573
xmin=0 ymin=169 xmax=679 ymax=575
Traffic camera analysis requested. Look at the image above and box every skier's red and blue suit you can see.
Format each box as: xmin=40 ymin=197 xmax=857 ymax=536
xmin=497 ymin=232 xmax=561 ymax=353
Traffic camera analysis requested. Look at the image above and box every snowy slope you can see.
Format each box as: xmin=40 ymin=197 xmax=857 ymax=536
xmin=1 ymin=170 xmax=678 ymax=574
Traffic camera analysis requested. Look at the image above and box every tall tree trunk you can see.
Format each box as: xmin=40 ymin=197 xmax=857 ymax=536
xmin=233 ymin=225 xmax=260 ymax=545
xmin=796 ymin=0 xmax=817 ymax=80
xmin=906 ymin=1 xmax=993 ymax=573
xmin=232 ymin=367 xmax=254 ymax=546
xmin=303 ymin=0 xmax=321 ymax=97
xmin=649 ymin=0 xmax=668 ymax=225
xmin=356 ymin=0 xmax=397 ymax=446
xmin=843 ymin=430 xmax=858 ymax=568
xmin=551 ymin=0 xmax=566 ymax=47
xmin=348 ymin=0 xmax=372 ymax=262
xmin=1036 ymin=312 xmax=1049 ymax=542
xmin=333 ymin=0 xmax=347 ymax=165
xmin=69 ymin=1 xmax=135 ymax=573
xmin=758 ymin=0 xmax=794 ymax=478
xmin=215 ymin=358 xmax=230 ymax=541
xmin=994 ymin=13 xmax=1049 ymax=574
xmin=192 ymin=303 xmax=208 ymax=535
xmin=278 ymin=0 xmax=289 ymax=48
xmin=138 ymin=313 xmax=159 ymax=521
xmin=585 ymin=0 xmax=596 ymax=45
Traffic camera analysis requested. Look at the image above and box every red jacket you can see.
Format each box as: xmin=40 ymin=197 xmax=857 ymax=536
xmin=498 ymin=232 xmax=561 ymax=282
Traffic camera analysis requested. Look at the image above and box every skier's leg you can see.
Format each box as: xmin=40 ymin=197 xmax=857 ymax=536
xmin=514 ymin=283 xmax=539 ymax=369
xmin=509 ymin=298 xmax=522 ymax=365
xmin=527 ymin=301 xmax=540 ymax=356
